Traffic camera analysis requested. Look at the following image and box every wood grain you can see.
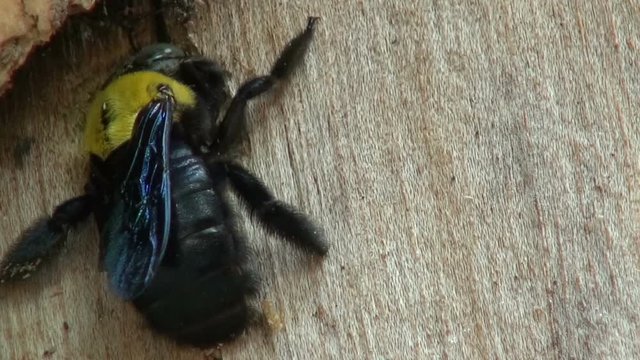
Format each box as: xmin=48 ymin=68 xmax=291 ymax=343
xmin=1 ymin=1 xmax=640 ymax=359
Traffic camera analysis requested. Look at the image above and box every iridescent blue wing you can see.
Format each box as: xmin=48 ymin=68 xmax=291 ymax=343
xmin=102 ymin=91 xmax=174 ymax=300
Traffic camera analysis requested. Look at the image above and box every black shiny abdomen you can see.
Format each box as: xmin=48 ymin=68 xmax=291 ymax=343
xmin=133 ymin=137 xmax=254 ymax=346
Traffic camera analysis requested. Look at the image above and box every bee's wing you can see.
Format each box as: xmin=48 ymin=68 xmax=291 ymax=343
xmin=102 ymin=95 xmax=173 ymax=300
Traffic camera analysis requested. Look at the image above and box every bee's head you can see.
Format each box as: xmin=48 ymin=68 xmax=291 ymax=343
xmin=105 ymin=43 xmax=187 ymax=84
xmin=129 ymin=43 xmax=186 ymax=73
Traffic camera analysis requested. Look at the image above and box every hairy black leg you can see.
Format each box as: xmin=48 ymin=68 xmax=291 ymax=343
xmin=213 ymin=17 xmax=320 ymax=153
xmin=177 ymin=59 xmax=230 ymax=152
xmin=179 ymin=59 xmax=230 ymax=113
xmin=0 ymin=195 xmax=93 ymax=283
xmin=213 ymin=161 xmax=328 ymax=255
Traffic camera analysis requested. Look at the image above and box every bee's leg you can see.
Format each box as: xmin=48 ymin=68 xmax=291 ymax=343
xmin=0 ymin=195 xmax=93 ymax=283
xmin=177 ymin=59 xmax=230 ymax=153
xmin=213 ymin=17 xmax=320 ymax=153
xmin=211 ymin=161 xmax=328 ymax=256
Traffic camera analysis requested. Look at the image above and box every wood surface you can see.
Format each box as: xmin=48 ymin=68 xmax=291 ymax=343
xmin=0 ymin=0 xmax=96 ymax=96
xmin=1 ymin=1 xmax=640 ymax=359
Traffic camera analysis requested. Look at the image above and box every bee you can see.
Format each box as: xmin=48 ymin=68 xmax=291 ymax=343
xmin=0 ymin=17 xmax=328 ymax=347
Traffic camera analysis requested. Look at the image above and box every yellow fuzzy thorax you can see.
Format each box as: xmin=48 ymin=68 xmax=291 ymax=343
xmin=85 ymin=71 xmax=196 ymax=159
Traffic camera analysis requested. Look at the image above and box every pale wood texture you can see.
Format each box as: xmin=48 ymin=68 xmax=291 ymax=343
xmin=1 ymin=1 xmax=640 ymax=359
xmin=0 ymin=0 xmax=96 ymax=96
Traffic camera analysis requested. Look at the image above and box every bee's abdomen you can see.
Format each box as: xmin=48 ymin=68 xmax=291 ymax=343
xmin=133 ymin=138 xmax=254 ymax=346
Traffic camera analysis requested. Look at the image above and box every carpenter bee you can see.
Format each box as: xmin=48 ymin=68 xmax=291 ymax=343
xmin=0 ymin=17 xmax=328 ymax=347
